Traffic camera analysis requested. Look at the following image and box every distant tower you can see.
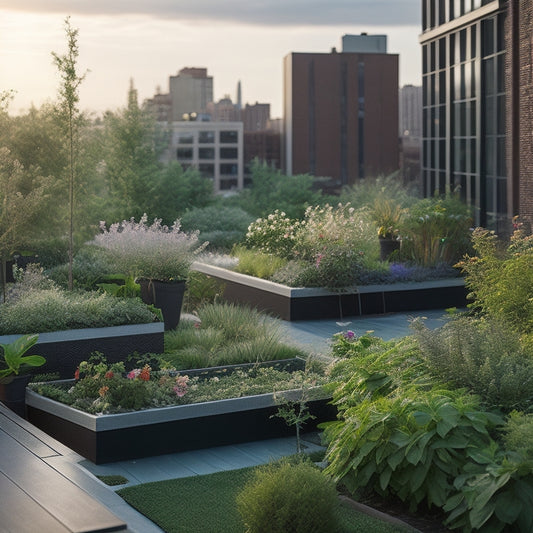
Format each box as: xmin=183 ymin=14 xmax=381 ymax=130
xmin=236 ymin=81 xmax=242 ymax=111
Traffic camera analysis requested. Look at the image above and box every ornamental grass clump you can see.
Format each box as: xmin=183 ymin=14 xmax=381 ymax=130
xmin=92 ymin=214 xmax=207 ymax=282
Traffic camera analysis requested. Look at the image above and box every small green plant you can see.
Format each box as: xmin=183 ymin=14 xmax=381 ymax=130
xmin=0 ymin=334 xmax=45 ymax=380
xmin=236 ymin=458 xmax=340 ymax=533
xmin=233 ymin=245 xmax=287 ymax=279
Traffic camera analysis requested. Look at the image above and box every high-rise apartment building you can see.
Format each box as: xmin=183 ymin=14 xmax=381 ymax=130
xmin=283 ymin=35 xmax=399 ymax=188
xmin=420 ymin=0 xmax=533 ymax=232
xmin=399 ymin=85 xmax=423 ymax=183
xmin=169 ymin=67 xmax=213 ymax=121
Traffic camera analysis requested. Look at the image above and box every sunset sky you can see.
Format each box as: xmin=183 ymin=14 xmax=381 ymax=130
xmin=0 ymin=1 xmax=422 ymax=118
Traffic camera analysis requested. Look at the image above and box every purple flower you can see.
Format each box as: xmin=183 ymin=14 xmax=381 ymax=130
xmin=343 ymin=330 xmax=355 ymax=340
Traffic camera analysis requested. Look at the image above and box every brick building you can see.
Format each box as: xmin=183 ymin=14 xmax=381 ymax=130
xmin=283 ymin=38 xmax=399 ymax=189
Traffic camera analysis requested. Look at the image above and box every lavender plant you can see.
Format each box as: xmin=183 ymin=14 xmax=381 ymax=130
xmin=92 ymin=214 xmax=207 ymax=282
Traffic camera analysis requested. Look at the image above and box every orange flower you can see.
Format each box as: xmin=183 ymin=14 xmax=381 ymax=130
xmin=98 ymin=385 xmax=109 ymax=397
xmin=139 ymin=365 xmax=151 ymax=381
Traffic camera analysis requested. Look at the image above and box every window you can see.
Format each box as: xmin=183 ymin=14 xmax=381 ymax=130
xmin=177 ymin=133 xmax=193 ymax=144
xmin=220 ymin=130 xmax=238 ymax=143
xmin=199 ymin=147 xmax=215 ymax=159
xmin=198 ymin=163 xmax=214 ymax=178
xmin=199 ymin=131 xmax=215 ymax=143
xmin=177 ymin=147 xmax=193 ymax=160
xmin=220 ymin=147 xmax=238 ymax=159
xmin=220 ymin=163 xmax=238 ymax=175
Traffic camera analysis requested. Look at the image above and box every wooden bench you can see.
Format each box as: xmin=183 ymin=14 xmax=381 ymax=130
xmin=0 ymin=402 xmax=128 ymax=533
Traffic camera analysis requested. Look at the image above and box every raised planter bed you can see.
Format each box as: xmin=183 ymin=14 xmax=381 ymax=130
xmin=26 ymin=368 xmax=334 ymax=464
xmin=0 ymin=322 xmax=164 ymax=380
xmin=192 ymin=262 xmax=468 ymax=321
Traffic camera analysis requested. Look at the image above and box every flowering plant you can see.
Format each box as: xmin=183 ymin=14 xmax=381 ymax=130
xmin=92 ymin=214 xmax=208 ymax=282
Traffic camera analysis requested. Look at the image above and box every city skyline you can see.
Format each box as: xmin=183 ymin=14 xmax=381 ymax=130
xmin=1 ymin=1 xmax=422 ymax=118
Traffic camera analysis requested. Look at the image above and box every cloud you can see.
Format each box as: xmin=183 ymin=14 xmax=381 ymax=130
xmin=4 ymin=0 xmax=421 ymax=26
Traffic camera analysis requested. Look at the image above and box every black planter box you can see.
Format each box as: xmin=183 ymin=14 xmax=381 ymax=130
xmin=0 ymin=323 xmax=164 ymax=380
xmin=26 ymin=385 xmax=335 ymax=464
xmin=192 ymin=262 xmax=468 ymax=321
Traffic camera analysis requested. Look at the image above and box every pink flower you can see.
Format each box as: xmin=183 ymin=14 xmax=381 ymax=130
xmin=127 ymin=369 xmax=141 ymax=380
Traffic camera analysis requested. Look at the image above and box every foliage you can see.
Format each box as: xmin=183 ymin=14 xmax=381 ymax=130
xmin=232 ymin=246 xmax=287 ymax=279
xmin=400 ymin=194 xmax=472 ymax=267
xmin=182 ymin=270 xmax=224 ymax=313
xmin=443 ymin=444 xmax=533 ymax=532
xmin=236 ymin=160 xmax=324 ymax=219
xmin=0 ymin=147 xmax=53 ymax=300
xmin=92 ymin=214 xmax=207 ymax=281
xmin=245 ymin=210 xmax=304 ymax=259
xmin=118 ymin=464 xmax=409 ymax=533
xmin=47 ymin=245 xmax=115 ymax=290
xmin=457 ymin=227 xmax=533 ymax=337
xmin=99 ymin=81 xmax=164 ymax=221
xmin=164 ymin=303 xmax=306 ymax=368
xmin=52 ymin=16 xmax=88 ymax=290
xmin=412 ymin=315 xmax=533 ymax=412
xmin=150 ymin=163 xmax=214 ymax=225
xmin=0 ymin=286 xmax=157 ymax=335
xmin=32 ymin=354 xmax=329 ymax=415
xmin=0 ymin=334 xmax=45 ymax=380
xmin=181 ymin=204 xmax=254 ymax=250
xmin=372 ymin=197 xmax=406 ymax=239
xmin=323 ymin=329 xmax=533 ymax=532
xmin=236 ymin=458 xmax=340 ymax=533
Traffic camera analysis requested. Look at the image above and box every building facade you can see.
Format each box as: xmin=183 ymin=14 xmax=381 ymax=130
xmin=163 ymin=121 xmax=244 ymax=193
xmin=169 ymin=67 xmax=213 ymax=122
xmin=283 ymin=42 xmax=399 ymax=189
xmin=420 ymin=0 xmax=533 ymax=232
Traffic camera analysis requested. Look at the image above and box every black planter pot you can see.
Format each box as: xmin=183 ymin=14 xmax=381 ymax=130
xmin=0 ymin=374 xmax=31 ymax=418
xmin=140 ymin=279 xmax=186 ymax=330
xmin=379 ymin=238 xmax=401 ymax=261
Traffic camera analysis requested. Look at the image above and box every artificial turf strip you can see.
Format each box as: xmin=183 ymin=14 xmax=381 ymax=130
xmin=117 ymin=466 xmax=413 ymax=533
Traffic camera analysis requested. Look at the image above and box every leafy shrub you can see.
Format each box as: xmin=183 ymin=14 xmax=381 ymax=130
xmin=47 ymin=246 xmax=115 ymax=290
xmin=232 ymin=246 xmax=287 ymax=279
xmin=400 ymin=194 xmax=472 ymax=267
xmin=458 ymin=227 xmax=533 ymax=336
xmin=180 ymin=205 xmax=254 ymax=251
xmin=183 ymin=270 xmax=225 ymax=313
xmin=0 ymin=287 xmax=157 ymax=334
xmin=412 ymin=315 xmax=533 ymax=412
xmin=236 ymin=458 xmax=339 ymax=533
xmin=502 ymin=411 xmax=533 ymax=458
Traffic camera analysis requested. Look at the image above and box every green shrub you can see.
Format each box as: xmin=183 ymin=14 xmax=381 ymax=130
xmin=400 ymin=194 xmax=472 ymax=267
xmin=232 ymin=246 xmax=287 ymax=279
xmin=180 ymin=205 xmax=254 ymax=251
xmin=183 ymin=270 xmax=225 ymax=313
xmin=503 ymin=411 xmax=533 ymax=458
xmin=236 ymin=458 xmax=339 ymax=533
xmin=0 ymin=287 xmax=157 ymax=334
xmin=47 ymin=245 xmax=116 ymax=290
xmin=412 ymin=315 xmax=533 ymax=412
xmin=458 ymin=227 xmax=533 ymax=335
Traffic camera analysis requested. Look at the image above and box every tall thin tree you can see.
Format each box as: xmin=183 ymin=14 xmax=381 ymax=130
xmin=52 ymin=16 xmax=87 ymax=290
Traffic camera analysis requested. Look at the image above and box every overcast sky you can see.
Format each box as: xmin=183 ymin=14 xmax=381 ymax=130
xmin=1 ymin=1 xmax=422 ymax=117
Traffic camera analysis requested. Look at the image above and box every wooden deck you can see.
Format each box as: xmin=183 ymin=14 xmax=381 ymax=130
xmin=0 ymin=402 xmax=128 ymax=533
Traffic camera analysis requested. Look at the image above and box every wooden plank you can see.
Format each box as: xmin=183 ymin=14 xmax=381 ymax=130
xmin=0 ymin=410 xmax=60 ymax=458
xmin=0 ymin=429 xmax=127 ymax=533
xmin=0 ymin=471 xmax=71 ymax=533
xmin=0 ymin=402 xmax=75 ymax=458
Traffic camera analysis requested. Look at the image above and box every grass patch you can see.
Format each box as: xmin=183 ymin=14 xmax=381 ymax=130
xmin=117 ymin=466 xmax=413 ymax=533
xmin=96 ymin=474 xmax=129 ymax=486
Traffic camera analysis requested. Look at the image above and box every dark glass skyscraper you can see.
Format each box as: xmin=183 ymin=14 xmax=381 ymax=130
xmin=420 ymin=0 xmax=510 ymax=230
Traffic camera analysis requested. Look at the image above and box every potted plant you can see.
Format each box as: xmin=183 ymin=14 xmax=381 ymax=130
xmin=371 ymin=197 xmax=404 ymax=261
xmin=0 ymin=333 xmax=45 ymax=417
xmin=92 ymin=214 xmax=207 ymax=330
